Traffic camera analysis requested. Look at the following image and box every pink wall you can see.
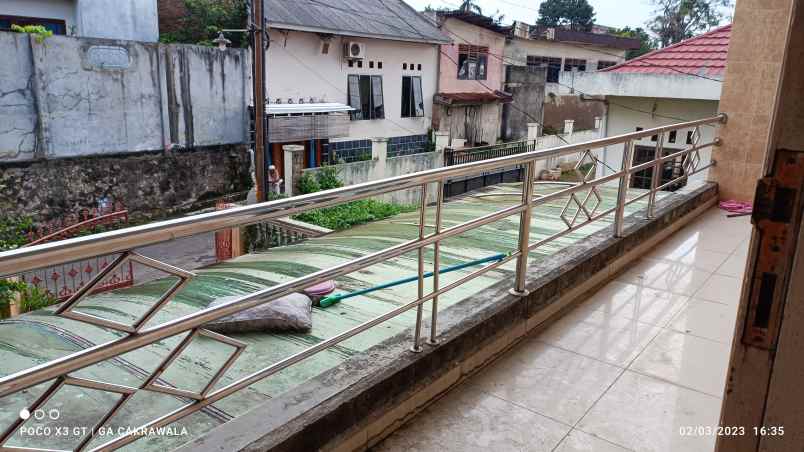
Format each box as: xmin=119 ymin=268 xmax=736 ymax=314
xmin=438 ymin=18 xmax=506 ymax=93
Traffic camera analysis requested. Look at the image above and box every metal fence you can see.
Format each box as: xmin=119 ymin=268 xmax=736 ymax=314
xmin=0 ymin=114 xmax=726 ymax=451
xmin=444 ymin=140 xmax=534 ymax=166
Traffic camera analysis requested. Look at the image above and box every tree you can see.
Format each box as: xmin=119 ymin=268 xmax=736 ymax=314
xmin=160 ymin=0 xmax=249 ymax=48
xmin=458 ymin=0 xmax=482 ymax=14
xmin=616 ymin=27 xmax=656 ymax=59
xmin=537 ymin=0 xmax=596 ymax=32
xmin=648 ymin=0 xmax=732 ymax=47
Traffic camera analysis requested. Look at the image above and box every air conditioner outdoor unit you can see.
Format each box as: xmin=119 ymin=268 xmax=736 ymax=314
xmin=344 ymin=42 xmax=366 ymax=59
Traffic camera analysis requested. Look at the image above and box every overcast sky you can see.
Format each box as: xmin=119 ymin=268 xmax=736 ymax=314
xmin=405 ymin=0 xmax=728 ymax=31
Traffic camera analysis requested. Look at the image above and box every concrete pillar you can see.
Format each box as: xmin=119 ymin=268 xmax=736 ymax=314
xmin=434 ymin=131 xmax=450 ymax=153
xmin=713 ymin=0 xmax=795 ymax=202
xmin=434 ymin=131 xmax=450 ymax=169
xmin=371 ymin=137 xmax=389 ymax=182
xmin=563 ymin=119 xmax=575 ymax=136
xmin=527 ymin=123 xmax=542 ymax=143
xmin=283 ymin=144 xmax=305 ymax=196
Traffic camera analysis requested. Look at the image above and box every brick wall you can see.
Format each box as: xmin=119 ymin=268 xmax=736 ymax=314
xmin=158 ymin=0 xmax=188 ymax=37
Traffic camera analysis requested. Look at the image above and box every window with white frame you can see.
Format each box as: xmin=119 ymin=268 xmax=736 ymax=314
xmin=401 ymin=76 xmax=424 ymax=118
xmin=348 ymin=75 xmax=385 ymax=120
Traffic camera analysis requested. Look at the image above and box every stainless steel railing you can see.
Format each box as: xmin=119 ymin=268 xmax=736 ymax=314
xmin=0 ymin=114 xmax=726 ymax=451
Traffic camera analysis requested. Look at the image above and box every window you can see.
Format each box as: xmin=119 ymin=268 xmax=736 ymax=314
xmin=668 ymin=130 xmax=677 ymax=143
xmin=597 ymin=60 xmax=617 ymax=70
xmin=0 ymin=15 xmax=67 ymax=35
xmin=651 ymin=134 xmax=659 ymax=142
xmin=403 ymin=63 xmax=407 ymax=70
xmin=369 ymin=61 xmax=374 ymax=69
xmin=564 ymin=58 xmax=587 ymax=72
xmin=401 ymin=76 xmax=424 ymax=118
xmin=348 ymin=60 xmax=355 ymax=68
xmin=378 ymin=61 xmax=383 ymax=69
xmin=348 ymin=75 xmax=385 ymax=120
xmin=686 ymin=131 xmax=695 ymax=144
xmin=357 ymin=60 xmax=363 ymax=68
xmin=527 ymin=56 xmax=562 ymax=83
xmin=636 ymin=127 xmax=644 ymax=132
xmin=417 ymin=64 xmax=422 ymax=71
xmin=457 ymin=44 xmax=489 ymax=80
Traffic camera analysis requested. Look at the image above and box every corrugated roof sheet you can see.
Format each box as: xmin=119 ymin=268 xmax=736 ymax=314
xmin=266 ymin=0 xmax=450 ymax=44
xmin=603 ymin=24 xmax=731 ymax=78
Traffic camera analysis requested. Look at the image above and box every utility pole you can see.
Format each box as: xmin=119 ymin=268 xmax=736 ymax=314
xmin=252 ymin=0 xmax=268 ymax=202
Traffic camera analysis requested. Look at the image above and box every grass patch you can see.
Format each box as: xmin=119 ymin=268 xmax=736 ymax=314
xmin=294 ymin=199 xmax=417 ymax=231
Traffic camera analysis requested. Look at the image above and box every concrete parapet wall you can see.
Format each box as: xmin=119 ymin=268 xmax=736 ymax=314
xmin=0 ymin=32 xmax=249 ymax=163
xmin=302 ymin=151 xmax=444 ymax=205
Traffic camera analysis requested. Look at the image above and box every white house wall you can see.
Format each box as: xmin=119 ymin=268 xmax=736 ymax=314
xmin=266 ymin=30 xmax=439 ymax=142
xmin=1 ymin=0 xmax=158 ymax=42
xmin=77 ymin=0 xmax=159 ymax=42
xmin=2 ymin=0 xmax=77 ymax=34
xmin=599 ymin=96 xmax=720 ymax=186
xmin=558 ymin=71 xmax=723 ymax=100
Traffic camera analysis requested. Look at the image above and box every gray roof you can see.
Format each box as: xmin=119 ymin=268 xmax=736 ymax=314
xmin=266 ymin=0 xmax=450 ymax=44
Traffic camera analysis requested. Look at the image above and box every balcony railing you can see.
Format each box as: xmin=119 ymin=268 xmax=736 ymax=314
xmin=0 ymin=114 xmax=726 ymax=451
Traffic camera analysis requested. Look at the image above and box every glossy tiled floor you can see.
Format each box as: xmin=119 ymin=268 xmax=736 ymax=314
xmin=374 ymin=208 xmax=752 ymax=452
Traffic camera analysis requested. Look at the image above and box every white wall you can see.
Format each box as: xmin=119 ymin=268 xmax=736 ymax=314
xmin=266 ymin=30 xmax=439 ymax=141
xmin=599 ymin=96 xmax=720 ymax=186
xmin=77 ymin=0 xmax=159 ymax=42
xmin=2 ymin=0 xmax=77 ymax=34
xmin=1 ymin=0 xmax=159 ymax=42
xmin=506 ymin=37 xmax=627 ymax=95
xmin=558 ymin=71 xmax=723 ymax=100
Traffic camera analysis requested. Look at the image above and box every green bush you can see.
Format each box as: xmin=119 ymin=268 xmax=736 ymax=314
xmin=10 ymin=24 xmax=53 ymax=43
xmin=316 ymin=166 xmax=343 ymax=191
xmin=294 ymin=200 xmax=417 ymax=231
xmin=0 ymin=279 xmax=57 ymax=317
xmin=297 ymin=172 xmax=321 ymax=195
xmin=0 ymin=217 xmax=33 ymax=252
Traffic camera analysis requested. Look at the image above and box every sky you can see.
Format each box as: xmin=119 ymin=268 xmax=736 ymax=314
xmin=404 ymin=0 xmax=724 ymax=31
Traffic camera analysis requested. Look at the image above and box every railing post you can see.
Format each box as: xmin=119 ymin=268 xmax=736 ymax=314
xmin=648 ymin=134 xmax=665 ymax=218
xmin=614 ymin=140 xmax=633 ymax=238
xmin=412 ymin=183 xmax=428 ymax=353
xmin=428 ymin=181 xmax=445 ymax=345
xmin=510 ymin=161 xmax=536 ymax=296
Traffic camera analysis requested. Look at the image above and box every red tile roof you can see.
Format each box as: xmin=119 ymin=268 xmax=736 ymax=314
xmin=602 ymin=24 xmax=731 ymax=78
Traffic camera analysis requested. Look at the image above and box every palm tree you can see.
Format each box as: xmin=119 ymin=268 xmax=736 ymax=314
xmin=459 ymin=0 xmax=482 ymax=14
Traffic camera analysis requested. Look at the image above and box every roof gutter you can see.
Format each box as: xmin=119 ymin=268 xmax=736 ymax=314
xmin=267 ymin=22 xmax=451 ymax=45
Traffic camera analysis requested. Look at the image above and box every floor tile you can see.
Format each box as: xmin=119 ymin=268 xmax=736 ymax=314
xmin=469 ymin=341 xmax=622 ymax=425
xmin=693 ymin=274 xmax=744 ymax=306
xmin=716 ymin=253 xmax=749 ymax=278
xmin=577 ymin=371 xmax=721 ymax=452
xmin=644 ymin=238 xmax=730 ymax=271
xmin=616 ymin=259 xmax=712 ymax=296
xmin=668 ymin=299 xmax=739 ymax=343
xmin=537 ymin=315 xmax=663 ymax=367
xmin=630 ymin=329 xmax=731 ymax=397
xmin=554 ymin=429 xmax=633 ymax=452
xmin=372 ymin=386 xmax=569 ymax=452
xmin=568 ymin=281 xmax=690 ymax=328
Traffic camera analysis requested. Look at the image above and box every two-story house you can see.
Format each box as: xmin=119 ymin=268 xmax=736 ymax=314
xmin=0 ymin=0 xmax=159 ymax=42
xmin=505 ymin=22 xmax=641 ymax=132
xmin=429 ymin=10 xmax=512 ymax=147
xmin=263 ymin=0 xmax=449 ymax=169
